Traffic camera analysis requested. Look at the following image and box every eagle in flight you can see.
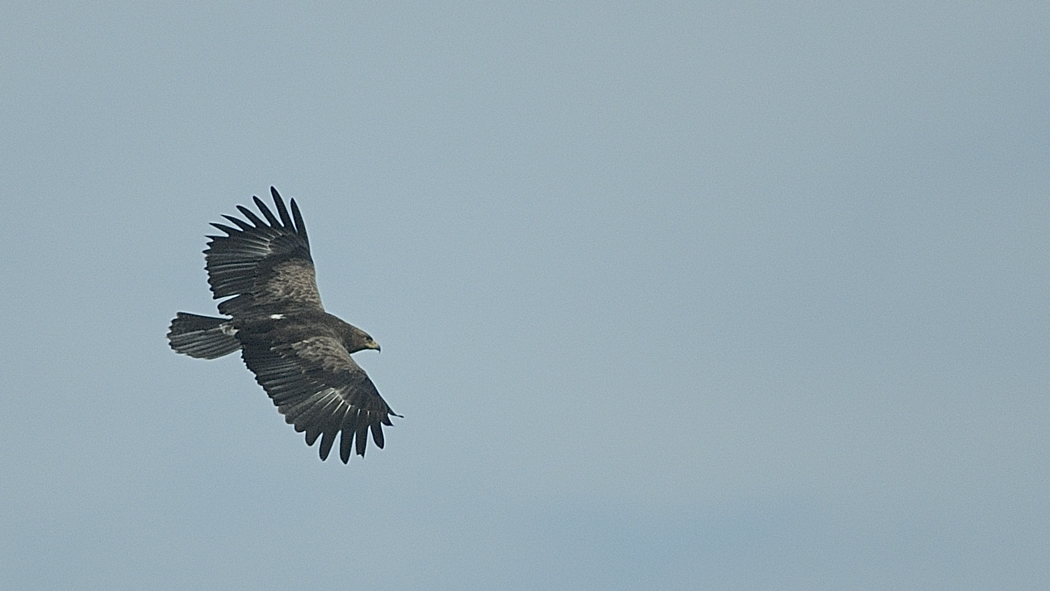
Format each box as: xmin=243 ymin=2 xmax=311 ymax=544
xmin=167 ymin=187 xmax=397 ymax=463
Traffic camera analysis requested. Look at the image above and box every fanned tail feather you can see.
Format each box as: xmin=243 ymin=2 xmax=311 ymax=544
xmin=167 ymin=312 xmax=241 ymax=359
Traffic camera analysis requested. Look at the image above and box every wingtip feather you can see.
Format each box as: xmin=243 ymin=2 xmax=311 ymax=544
xmin=271 ymin=188 xmax=294 ymax=229
xmin=235 ymin=205 xmax=266 ymax=227
xmin=253 ymin=195 xmax=281 ymax=227
xmin=339 ymin=430 xmax=354 ymax=463
xmin=371 ymin=422 xmax=385 ymax=449
xmin=290 ymin=199 xmax=308 ymax=240
xmin=318 ymin=428 xmax=337 ymax=461
xmin=222 ymin=214 xmax=254 ymax=231
xmin=356 ymin=420 xmax=369 ymax=456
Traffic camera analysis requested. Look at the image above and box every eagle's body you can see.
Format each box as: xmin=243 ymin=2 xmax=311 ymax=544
xmin=167 ymin=188 xmax=396 ymax=463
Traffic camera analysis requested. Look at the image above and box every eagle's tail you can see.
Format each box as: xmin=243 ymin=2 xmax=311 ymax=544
xmin=167 ymin=312 xmax=241 ymax=359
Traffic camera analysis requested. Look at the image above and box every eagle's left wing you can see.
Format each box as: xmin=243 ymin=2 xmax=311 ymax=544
xmin=240 ymin=334 xmax=397 ymax=463
xmin=205 ymin=187 xmax=323 ymax=317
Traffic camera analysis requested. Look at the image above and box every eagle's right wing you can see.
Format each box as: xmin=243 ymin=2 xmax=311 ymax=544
xmin=205 ymin=187 xmax=323 ymax=317
xmin=240 ymin=333 xmax=397 ymax=463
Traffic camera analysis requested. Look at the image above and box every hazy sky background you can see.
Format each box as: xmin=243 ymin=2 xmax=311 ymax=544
xmin=2 ymin=2 xmax=1048 ymax=589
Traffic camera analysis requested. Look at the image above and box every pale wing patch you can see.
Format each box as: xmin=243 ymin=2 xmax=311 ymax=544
xmin=289 ymin=336 xmax=359 ymax=374
xmin=259 ymin=260 xmax=323 ymax=310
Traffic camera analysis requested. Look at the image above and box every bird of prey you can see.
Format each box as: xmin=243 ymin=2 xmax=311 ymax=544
xmin=167 ymin=187 xmax=397 ymax=463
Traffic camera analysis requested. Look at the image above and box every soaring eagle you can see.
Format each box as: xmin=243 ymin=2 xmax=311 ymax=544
xmin=167 ymin=187 xmax=397 ymax=463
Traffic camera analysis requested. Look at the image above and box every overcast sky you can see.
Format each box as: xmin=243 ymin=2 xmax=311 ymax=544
xmin=2 ymin=2 xmax=1048 ymax=589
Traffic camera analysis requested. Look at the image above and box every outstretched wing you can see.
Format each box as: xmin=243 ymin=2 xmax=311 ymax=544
xmin=205 ymin=187 xmax=322 ymax=317
xmin=240 ymin=334 xmax=397 ymax=463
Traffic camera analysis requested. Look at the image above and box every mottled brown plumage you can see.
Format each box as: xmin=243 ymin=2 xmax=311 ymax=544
xmin=167 ymin=187 xmax=397 ymax=463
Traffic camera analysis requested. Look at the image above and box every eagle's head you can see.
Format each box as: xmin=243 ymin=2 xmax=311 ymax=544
xmin=343 ymin=323 xmax=381 ymax=354
xmin=362 ymin=334 xmax=381 ymax=353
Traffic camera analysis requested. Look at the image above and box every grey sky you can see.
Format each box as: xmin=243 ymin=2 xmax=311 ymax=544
xmin=2 ymin=2 xmax=1048 ymax=589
